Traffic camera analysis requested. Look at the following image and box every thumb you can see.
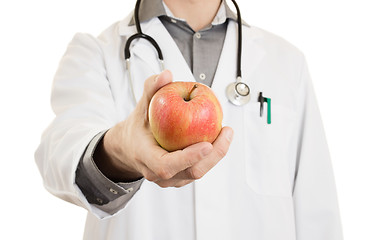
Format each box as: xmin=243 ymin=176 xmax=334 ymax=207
xmin=137 ymin=70 xmax=173 ymax=114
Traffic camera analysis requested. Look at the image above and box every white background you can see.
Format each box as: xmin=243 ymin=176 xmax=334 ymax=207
xmin=1 ymin=0 xmax=375 ymax=239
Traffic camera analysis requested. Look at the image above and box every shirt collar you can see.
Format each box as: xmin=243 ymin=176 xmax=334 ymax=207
xmin=128 ymin=0 xmax=246 ymax=26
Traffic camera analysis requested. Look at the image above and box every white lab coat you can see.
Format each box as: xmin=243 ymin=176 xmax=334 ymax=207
xmin=35 ymin=13 xmax=343 ymax=240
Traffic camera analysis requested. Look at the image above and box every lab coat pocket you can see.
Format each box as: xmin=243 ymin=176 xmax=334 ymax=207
xmin=243 ymin=101 xmax=297 ymax=197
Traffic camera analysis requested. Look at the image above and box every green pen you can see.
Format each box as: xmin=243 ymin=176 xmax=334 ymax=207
xmin=266 ymin=97 xmax=271 ymax=124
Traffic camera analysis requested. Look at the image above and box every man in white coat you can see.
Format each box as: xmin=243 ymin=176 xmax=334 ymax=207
xmin=35 ymin=0 xmax=343 ymax=239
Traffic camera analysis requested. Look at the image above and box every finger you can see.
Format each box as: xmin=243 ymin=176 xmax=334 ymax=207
xmin=209 ymin=126 xmax=234 ymax=160
xmin=138 ymin=70 xmax=173 ymax=112
xmin=175 ymin=126 xmax=233 ymax=180
xmin=144 ymin=141 xmax=213 ymax=180
xmin=154 ymin=179 xmax=194 ymax=188
xmin=174 ymin=180 xmax=194 ymax=188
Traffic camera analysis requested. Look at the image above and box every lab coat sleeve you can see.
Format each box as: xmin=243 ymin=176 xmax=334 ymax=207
xmin=35 ymin=33 xmax=137 ymax=219
xmin=75 ymin=130 xmax=144 ymax=215
xmin=292 ymin=58 xmax=343 ymax=239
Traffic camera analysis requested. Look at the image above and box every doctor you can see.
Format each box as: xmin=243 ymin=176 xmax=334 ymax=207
xmin=35 ymin=0 xmax=343 ymax=239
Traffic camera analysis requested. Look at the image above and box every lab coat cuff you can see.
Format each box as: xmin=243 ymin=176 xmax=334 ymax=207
xmin=75 ymin=130 xmax=144 ymax=215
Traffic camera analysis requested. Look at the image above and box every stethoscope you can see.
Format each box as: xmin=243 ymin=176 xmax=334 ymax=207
xmin=124 ymin=0 xmax=251 ymax=106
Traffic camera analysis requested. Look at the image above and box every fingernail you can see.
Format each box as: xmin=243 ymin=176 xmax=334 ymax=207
xmin=226 ymin=129 xmax=234 ymax=142
xmin=201 ymin=146 xmax=212 ymax=157
xmin=155 ymin=70 xmax=166 ymax=82
xmin=155 ymin=74 xmax=160 ymax=82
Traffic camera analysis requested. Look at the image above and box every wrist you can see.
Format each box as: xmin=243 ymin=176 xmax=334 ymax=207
xmin=94 ymin=127 xmax=143 ymax=182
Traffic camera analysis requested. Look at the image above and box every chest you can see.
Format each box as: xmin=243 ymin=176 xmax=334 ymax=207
xmin=106 ymin=20 xmax=301 ymax=195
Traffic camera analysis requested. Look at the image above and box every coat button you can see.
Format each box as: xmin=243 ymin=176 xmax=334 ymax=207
xmin=110 ymin=188 xmax=118 ymax=194
xmin=194 ymin=32 xmax=201 ymax=39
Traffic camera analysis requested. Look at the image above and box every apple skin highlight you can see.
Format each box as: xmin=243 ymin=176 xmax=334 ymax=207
xmin=149 ymin=82 xmax=223 ymax=152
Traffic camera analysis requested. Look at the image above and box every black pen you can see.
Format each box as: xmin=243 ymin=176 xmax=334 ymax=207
xmin=258 ymin=92 xmax=271 ymax=124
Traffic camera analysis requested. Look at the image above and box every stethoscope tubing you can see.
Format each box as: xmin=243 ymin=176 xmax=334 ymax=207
xmin=231 ymin=0 xmax=242 ymax=80
xmin=124 ymin=33 xmax=164 ymax=61
xmin=125 ymin=0 xmax=252 ymax=106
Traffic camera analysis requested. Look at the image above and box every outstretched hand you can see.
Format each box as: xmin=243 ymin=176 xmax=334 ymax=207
xmin=94 ymin=70 xmax=233 ymax=188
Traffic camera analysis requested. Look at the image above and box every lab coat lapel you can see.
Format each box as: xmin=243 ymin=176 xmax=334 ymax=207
xmin=211 ymin=21 xmax=266 ymax=105
xmin=119 ymin=17 xmax=195 ymax=102
xmin=141 ymin=19 xmax=196 ymax=83
xmin=193 ymin=22 xmax=239 ymax=239
xmin=194 ymin=22 xmax=267 ymax=240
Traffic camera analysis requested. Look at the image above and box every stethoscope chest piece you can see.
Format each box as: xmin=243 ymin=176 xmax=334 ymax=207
xmin=226 ymin=81 xmax=251 ymax=106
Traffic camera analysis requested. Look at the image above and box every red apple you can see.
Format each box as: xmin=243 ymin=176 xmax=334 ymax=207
xmin=148 ymin=82 xmax=223 ymax=152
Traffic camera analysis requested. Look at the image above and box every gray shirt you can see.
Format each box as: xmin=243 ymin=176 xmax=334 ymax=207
xmin=75 ymin=0 xmax=239 ymax=213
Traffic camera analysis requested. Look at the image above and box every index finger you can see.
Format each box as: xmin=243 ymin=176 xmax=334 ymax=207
xmin=174 ymin=126 xmax=233 ymax=180
xmin=143 ymin=141 xmax=213 ymax=180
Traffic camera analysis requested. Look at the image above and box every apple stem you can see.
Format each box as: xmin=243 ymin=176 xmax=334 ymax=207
xmin=184 ymin=84 xmax=198 ymax=101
